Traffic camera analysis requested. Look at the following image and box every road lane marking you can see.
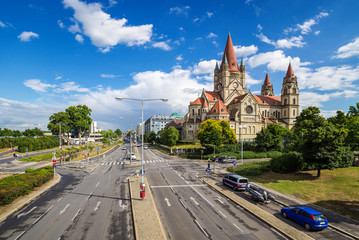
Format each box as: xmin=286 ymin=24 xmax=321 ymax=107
xmin=15 ymin=231 xmax=26 ymax=240
xmin=195 ymin=220 xmax=209 ymax=238
xmin=60 ymin=204 xmax=70 ymax=215
xmin=32 ymin=216 xmax=42 ymax=225
xmin=119 ymin=200 xmax=127 ymax=209
xmin=72 ymin=209 xmax=81 ymax=222
xmin=86 ymin=192 xmax=93 ymax=200
xmin=95 ymin=182 xmax=100 ymax=188
xmin=217 ymin=197 xmax=224 ymax=204
xmin=57 ymin=196 xmax=63 ymax=202
xmin=94 ymin=201 xmax=101 ymax=212
xmin=17 ymin=206 xmax=37 ymax=219
xmin=233 ymin=223 xmax=243 ymax=232
xmin=151 ymin=184 xmax=206 ymax=188
xmin=164 ymin=198 xmax=171 ymax=207
xmin=179 ymin=199 xmax=187 ymax=209
xmin=190 ymin=197 xmax=199 ymax=205
xmin=218 ymin=210 xmax=227 ymax=218
xmin=191 ymin=186 xmax=214 ymax=207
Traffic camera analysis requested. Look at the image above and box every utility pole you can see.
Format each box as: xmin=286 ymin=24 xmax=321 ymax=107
xmin=59 ymin=124 xmax=62 ymax=164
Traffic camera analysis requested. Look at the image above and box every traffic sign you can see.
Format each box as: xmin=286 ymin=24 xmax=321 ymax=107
xmin=53 ymin=160 xmax=56 ymax=165
xmin=136 ymin=169 xmax=140 ymax=173
xmin=233 ymin=161 xmax=237 ymax=166
xmin=141 ymin=170 xmax=145 ymax=175
xmin=206 ymin=168 xmax=211 ymax=173
xmin=233 ymin=165 xmax=236 ymax=169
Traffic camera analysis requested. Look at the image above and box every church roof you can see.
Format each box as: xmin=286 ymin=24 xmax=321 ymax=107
xmin=254 ymin=95 xmax=281 ymax=105
xmin=220 ymin=33 xmax=239 ymax=72
xmin=208 ymin=99 xmax=229 ymax=114
xmin=230 ymin=93 xmax=248 ymax=104
xmin=286 ymin=63 xmax=294 ymax=78
xmin=263 ymin=73 xmax=272 ymax=86
xmin=190 ymin=97 xmax=204 ymax=105
xmin=205 ymin=91 xmax=222 ymax=101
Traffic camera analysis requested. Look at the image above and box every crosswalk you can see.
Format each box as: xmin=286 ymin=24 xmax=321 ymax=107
xmin=100 ymin=159 xmax=167 ymax=166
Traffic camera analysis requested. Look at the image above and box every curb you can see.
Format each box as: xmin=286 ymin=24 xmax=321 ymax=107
xmin=0 ymin=173 xmax=62 ymax=222
xmin=128 ymin=177 xmax=137 ymax=240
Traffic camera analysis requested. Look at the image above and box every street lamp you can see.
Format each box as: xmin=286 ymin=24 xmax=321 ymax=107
xmin=115 ymin=97 xmax=168 ymax=199
xmin=119 ymin=117 xmax=139 ymax=164
xmin=239 ymin=125 xmax=247 ymax=165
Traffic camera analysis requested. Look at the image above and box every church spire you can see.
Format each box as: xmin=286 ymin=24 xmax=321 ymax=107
xmin=220 ymin=33 xmax=238 ymax=71
xmin=261 ymin=73 xmax=274 ymax=96
xmin=286 ymin=62 xmax=294 ymax=78
xmin=264 ymin=73 xmax=271 ymax=86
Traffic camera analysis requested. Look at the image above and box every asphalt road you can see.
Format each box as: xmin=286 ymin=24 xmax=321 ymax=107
xmin=144 ymin=148 xmax=286 ymax=240
xmin=0 ymin=146 xmax=134 ymax=240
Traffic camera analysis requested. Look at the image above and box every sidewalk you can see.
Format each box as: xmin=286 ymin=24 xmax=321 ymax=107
xmin=128 ymin=176 xmax=167 ymax=240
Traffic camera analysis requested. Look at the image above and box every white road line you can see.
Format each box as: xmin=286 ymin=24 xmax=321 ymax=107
xmin=59 ymin=204 xmax=70 ymax=215
xmin=164 ymin=198 xmax=171 ymax=207
xmin=151 ymin=184 xmax=206 ymax=188
xmin=179 ymin=199 xmax=187 ymax=209
xmin=217 ymin=197 xmax=224 ymax=204
xmin=170 ymin=187 xmax=175 ymax=193
xmin=57 ymin=196 xmax=63 ymax=202
xmin=71 ymin=209 xmax=81 ymax=222
xmin=270 ymin=228 xmax=288 ymax=239
xmin=14 ymin=231 xmax=25 ymax=240
xmin=190 ymin=197 xmax=199 ymax=205
xmin=17 ymin=206 xmax=37 ymax=219
xmin=32 ymin=216 xmax=41 ymax=225
xmin=119 ymin=200 xmax=127 ymax=209
xmin=101 ymin=163 xmax=104 ymax=165
xmin=233 ymin=223 xmax=243 ymax=232
xmin=185 ymin=180 xmax=189 ymax=184
xmin=191 ymin=186 xmax=214 ymax=207
xmin=117 ymin=162 xmax=119 ymax=165
xmin=95 ymin=182 xmax=100 ymax=188
xmin=94 ymin=201 xmax=101 ymax=212
xmin=195 ymin=220 xmax=209 ymax=238
xmin=121 ymin=162 xmax=124 ymax=165
xmin=86 ymin=192 xmax=93 ymax=200
xmin=218 ymin=210 xmax=227 ymax=218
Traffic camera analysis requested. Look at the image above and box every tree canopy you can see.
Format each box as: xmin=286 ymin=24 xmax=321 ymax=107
xmin=197 ymin=120 xmax=236 ymax=148
xmin=159 ymin=127 xmax=179 ymax=147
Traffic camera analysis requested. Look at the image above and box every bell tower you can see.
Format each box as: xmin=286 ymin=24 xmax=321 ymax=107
xmin=261 ymin=73 xmax=274 ymax=96
xmin=281 ymin=63 xmax=299 ymax=126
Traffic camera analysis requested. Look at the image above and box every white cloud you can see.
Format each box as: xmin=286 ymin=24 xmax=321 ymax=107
xmin=18 ymin=31 xmax=39 ymax=42
xmin=193 ymin=17 xmax=199 ymax=22
xmin=179 ymin=27 xmax=184 ymax=31
xmin=192 ymin=60 xmax=217 ymax=75
xmin=75 ymin=34 xmax=84 ymax=43
xmin=101 ymin=73 xmax=116 ymax=78
xmin=234 ymin=44 xmax=258 ymax=57
xmin=55 ymin=76 xmax=63 ymax=80
xmin=152 ymin=41 xmax=171 ymax=51
xmin=57 ymin=20 xmax=65 ymax=29
xmin=169 ymin=6 xmax=190 ymax=15
xmin=333 ymin=37 xmax=359 ymax=59
xmin=207 ymin=12 xmax=213 ymax=18
xmin=63 ymin=0 xmax=153 ymax=51
xmin=23 ymin=79 xmax=55 ymax=92
xmin=0 ymin=97 xmax=56 ymax=131
xmin=68 ymin=21 xmax=81 ymax=33
xmin=257 ymin=33 xmax=305 ymax=49
xmin=207 ymin=32 xmax=217 ymax=39
xmin=56 ymin=82 xmax=89 ymax=93
xmin=245 ymin=73 xmax=262 ymax=87
xmin=0 ymin=21 xmax=7 ymax=28
xmin=176 ymin=54 xmax=183 ymax=61
xmin=108 ymin=0 xmax=117 ymax=7
xmin=257 ymin=24 xmax=262 ymax=32
xmin=300 ymin=90 xmax=358 ymax=109
xmin=314 ymin=31 xmax=320 ymax=36
xmin=284 ymin=11 xmax=329 ymax=35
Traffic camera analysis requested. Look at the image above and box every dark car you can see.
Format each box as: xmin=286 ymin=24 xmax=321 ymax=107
xmin=281 ymin=207 xmax=328 ymax=231
xmin=211 ymin=156 xmax=226 ymax=162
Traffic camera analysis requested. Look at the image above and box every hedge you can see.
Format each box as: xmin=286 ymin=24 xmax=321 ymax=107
xmin=0 ymin=166 xmax=53 ymax=206
xmin=228 ymin=160 xmax=271 ymax=176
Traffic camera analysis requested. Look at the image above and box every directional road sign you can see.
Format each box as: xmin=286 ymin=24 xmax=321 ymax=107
xmin=141 ymin=170 xmax=145 ymax=175
xmin=206 ymin=168 xmax=211 ymax=173
xmin=233 ymin=161 xmax=237 ymax=166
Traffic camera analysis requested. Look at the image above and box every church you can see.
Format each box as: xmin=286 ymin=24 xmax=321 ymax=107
xmin=182 ymin=33 xmax=300 ymax=141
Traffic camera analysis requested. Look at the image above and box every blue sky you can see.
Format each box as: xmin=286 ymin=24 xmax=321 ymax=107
xmin=1 ymin=0 xmax=358 ymax=132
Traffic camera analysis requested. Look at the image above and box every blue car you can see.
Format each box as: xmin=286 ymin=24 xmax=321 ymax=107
xmin=281 ymin=207 xmax=328 ymax=231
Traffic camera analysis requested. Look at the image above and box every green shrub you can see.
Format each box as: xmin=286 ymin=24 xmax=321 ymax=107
xmin=229 ymin=161 xmax=271 ymax=176
xmin=0 ymin=166 xmax=53 ymax=206
xmin=270 ymin=151 xmax=303 ymax=173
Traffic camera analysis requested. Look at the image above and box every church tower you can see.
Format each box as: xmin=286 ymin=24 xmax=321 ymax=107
xmin=281 ymin=63 xmax=299 ymax=126
xmin=214 ymin=33 xmax=246 ymax=106
xmin=261 ymin=73 xmax=274 ymax=96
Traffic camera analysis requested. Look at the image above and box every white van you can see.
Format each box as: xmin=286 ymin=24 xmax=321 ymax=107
xmin=223 ymin=174 xmax=248 ymax=191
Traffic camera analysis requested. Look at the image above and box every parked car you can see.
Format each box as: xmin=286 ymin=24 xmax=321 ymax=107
xmin=211 ymin=156 xmax=226 ymax=162
xmin=226 ymin=156 xmax=236 ymax=163
xmin=130 ymin=152 xmax=136 ymax=160
xmin=122 ymin=146 xmax=127 ymax=150
xmin=144 ymin=145 xmax=148 ymax=150
xmin=222 ymin=174 xmax=248 ymax=191
xmin=281 ymin=207 xmax=328 ymax=231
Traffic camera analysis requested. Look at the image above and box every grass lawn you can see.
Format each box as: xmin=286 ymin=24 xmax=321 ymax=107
xmin=250 ymin=167 xmax=359 ymax=221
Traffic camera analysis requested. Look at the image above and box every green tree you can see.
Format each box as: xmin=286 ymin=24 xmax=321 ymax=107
xmin=159 ymin=127 xmax=179 ymax=146
xmin=66 ymin=105 xmax=92 ymax=140
xmin=47 ymin=111 xmax=71 ymax=142
xmin=145 ymin=131 xmax=157 ymax=143
xmin=295 ymin=107 xmax=351 ymax=177
xmin=219 ymin=121 xmax=236 ymax=144
xmin=255 ymin=123 xmax=291 ymax=151
xmin=115 ymin=129 xmax=122 ymax=138
xmin=348 ymin=102 xmax=359 ymax=116
xmin=196 ymin=120 xmax=223 ymax=148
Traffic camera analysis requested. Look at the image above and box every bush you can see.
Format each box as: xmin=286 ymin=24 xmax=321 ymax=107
xmin=229 ymin=161 xmax=271 ymax=176
xmin=271 ymin=151 xmax=303 ymax=173
xmin=0 ymin=166 xmax=53 ymax=206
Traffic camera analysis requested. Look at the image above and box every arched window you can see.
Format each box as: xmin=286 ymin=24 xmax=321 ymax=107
xmin=284 ymin=89 xmax=287 ymax=94
xmin=293 ymin=109 xmax=295 ymax=116
xmin=284 ymin=98 xmax=287 ymax=105
xmin=192 ymin=109 xmax=194 ymax=115
xmin=248 ymin=126 xmax=251 ymax=134
xmin=293 ymin=88 xmax=296 ymax=94
xmin=284 ymin=110 xmax=286 ymax=117
xmin=253 ymin=126 xmax=256 ymax=134
xmin=198 ymin=109 xmax=200 ymax=115
xmin=293 ymin=98 xmax=296 ymax=104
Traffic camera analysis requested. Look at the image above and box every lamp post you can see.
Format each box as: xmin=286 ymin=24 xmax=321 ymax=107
xmin=115 ymin=97 xmax=168 ymax=199
xmin=239 ymin=125 xmax=247 ymax=165
xmin=119 ymin=117 xmax=137 ymax=164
